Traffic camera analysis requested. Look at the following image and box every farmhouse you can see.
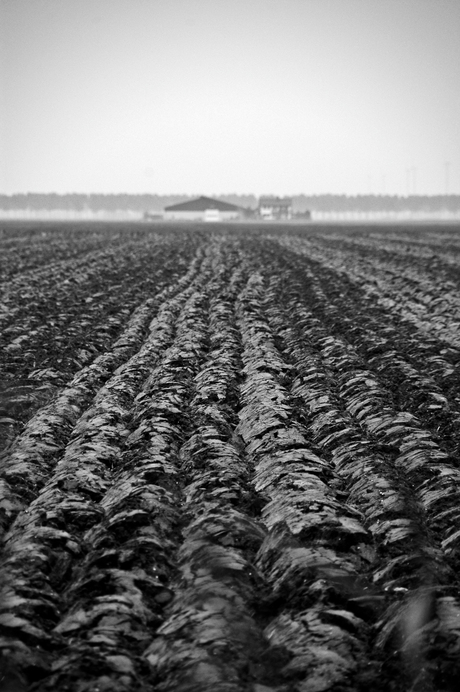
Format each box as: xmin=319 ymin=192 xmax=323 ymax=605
xmin=163 ymin=196 xmax=243 ymax=222
xmin=258 ymin=196 xmax=293 ymax=220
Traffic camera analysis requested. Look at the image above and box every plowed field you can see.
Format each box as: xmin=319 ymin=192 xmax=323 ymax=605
xmin=2 ymin=221 xmax=460 ymax=692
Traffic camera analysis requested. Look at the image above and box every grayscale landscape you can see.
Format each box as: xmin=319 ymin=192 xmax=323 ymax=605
xmin=1 ymin=1 xmax=460 ymax=690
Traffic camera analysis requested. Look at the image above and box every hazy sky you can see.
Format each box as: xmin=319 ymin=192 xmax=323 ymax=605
xmin=1 ymin=0 xmax=460 ymax=196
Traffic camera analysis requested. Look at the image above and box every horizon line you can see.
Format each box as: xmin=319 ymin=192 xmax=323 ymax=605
xmin=2 ymin=192 xmax=460 ymax=198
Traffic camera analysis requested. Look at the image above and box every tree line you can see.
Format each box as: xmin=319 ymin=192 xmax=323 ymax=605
xmin=1 ymin=192 xmax=460 ymax=213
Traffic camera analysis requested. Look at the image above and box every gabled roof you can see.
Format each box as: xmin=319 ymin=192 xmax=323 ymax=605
xmin=164 ymin=196 xmax=241 ymax=212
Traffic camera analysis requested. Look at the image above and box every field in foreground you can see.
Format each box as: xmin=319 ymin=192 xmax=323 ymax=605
xmin=2 ymin=220 xmax=460 ymax=691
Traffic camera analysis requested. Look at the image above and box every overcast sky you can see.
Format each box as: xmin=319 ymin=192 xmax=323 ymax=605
xmin=1 ymin=0 xmax=460 ymax=196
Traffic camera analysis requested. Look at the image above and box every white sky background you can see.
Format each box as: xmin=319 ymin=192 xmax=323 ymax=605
xmin=1 ymin=0 xmax=460 ymax=196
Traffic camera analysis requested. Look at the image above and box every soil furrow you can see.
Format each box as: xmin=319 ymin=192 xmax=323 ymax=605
xmin=2 ymin=223 xmax=460 ymax=692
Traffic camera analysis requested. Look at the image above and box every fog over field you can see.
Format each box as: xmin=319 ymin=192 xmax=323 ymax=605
xmin=1 ymin=0 xmax=460 ymax=196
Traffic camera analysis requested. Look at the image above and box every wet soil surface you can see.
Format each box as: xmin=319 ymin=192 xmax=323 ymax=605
xmin=2 ymin=221 xmax=460 ymax=691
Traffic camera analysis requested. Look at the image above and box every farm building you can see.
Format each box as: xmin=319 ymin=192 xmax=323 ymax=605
xmin=258 ymin=196 xmax=293 ymax=220
xmin=163 ymin=196 xmax=243 ymax=222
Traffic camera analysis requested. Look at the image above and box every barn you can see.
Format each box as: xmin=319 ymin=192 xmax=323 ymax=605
xmin=163 ymin=196 xmax=243 ymax=222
